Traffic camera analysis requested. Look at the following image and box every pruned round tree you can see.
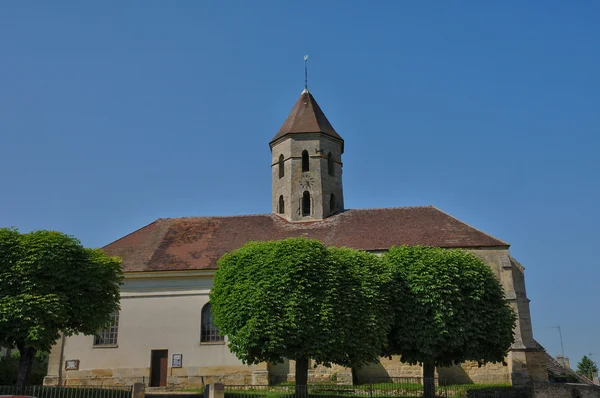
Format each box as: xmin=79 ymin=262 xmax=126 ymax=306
xmin=210 ymin=238 xmax=392 ymax=390
xmin=0 ymin=228 xmax=123 ymax=387
xmin=384 ymin=246 xmax=516 ymax=398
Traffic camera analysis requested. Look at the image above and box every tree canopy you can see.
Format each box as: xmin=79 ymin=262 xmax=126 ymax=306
xmin=0 ymin=228 xmax=123 ymax=386
xmin=384 ymin=246 xmax=516 ymax=398
xmin=210 ymin=238 xmax=391 ymax=388
xmin=576 ymin=355 xmax=598 ymax=380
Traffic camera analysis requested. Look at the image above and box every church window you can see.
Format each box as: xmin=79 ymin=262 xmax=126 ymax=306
xmin=278 ymin=154 xmax=284 ymax=178
xmin=94 ymin=312 xmax=119 ymax=346
xmin=330 ymin=193 xmax=336 ymax=213
xmin=302 ymin=191 xmax=311 ymax=216
xmin=278 ymin=195 xmax=285 ymax=214
xmin=201 ymin=303 xmax=224 ymax=343
xmin=328 ymin=152 xmax=334 ymax=176
xmin=302 ymin=150 xmax=309 ymax=172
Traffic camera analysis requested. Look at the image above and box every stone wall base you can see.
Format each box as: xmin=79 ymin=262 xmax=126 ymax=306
xmin=43 ymin=367 xmax=269 ymax=387
xmin=268 ymin=356 xmax=510 ymax=385
xmin=530 ymin=382 xmax=600 ymax=397
xmin=44 ymin=352 xmax=546 ymax=387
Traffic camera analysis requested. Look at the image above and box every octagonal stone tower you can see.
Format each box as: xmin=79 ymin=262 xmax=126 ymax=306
xmin=270 ymin=89 xmax=344 ymax=222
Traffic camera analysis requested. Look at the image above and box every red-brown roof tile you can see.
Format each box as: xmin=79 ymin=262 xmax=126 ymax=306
xmin=270 ymin=89 xmax=343 ymax=146
xmin=103 ymin=206 xmax=509 ymax=273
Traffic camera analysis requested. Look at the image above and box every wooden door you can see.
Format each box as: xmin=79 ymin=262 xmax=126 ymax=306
xmin=150 ymin=350 xmax=168 ymax=387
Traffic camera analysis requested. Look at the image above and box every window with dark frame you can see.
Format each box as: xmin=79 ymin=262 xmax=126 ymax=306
xmin=330 ymin=193 xmax=336 ymax=213
xmin=327 ymin=152 xmax=334 ymax=176
xmin=278 ymin=195 xmax=285 ymax=214
xmin=201 ymin=303 xmax=224 ymax=343
xmin=94 ymin=312 xmax=119 ymax=346
xmin=302 ymin=150 xmax=309 ymax=172
xmin=302 ymin=191 xmax=311 ymax=216
xmin=278 ymin=154 xmax=285 ymax=178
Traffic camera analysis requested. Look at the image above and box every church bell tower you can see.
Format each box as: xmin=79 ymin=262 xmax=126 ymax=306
xmin=270 ymin=88 xmax=344 ymax=222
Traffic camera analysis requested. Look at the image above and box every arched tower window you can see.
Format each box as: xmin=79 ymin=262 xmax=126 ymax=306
xmin=328 ymin=152 xmax=334 ymax=176
xmin=302 ymin=191 xmax=311 ymax=216
xmin=330 ymin=193 xmax=336 ymax=213
xmin=278 ymin=195 xmax=285 ymax=214
xmin=278 ymin=154 xmax=284 ymax=178
xmin=302 ymin=150 xmax=309 ymax=172
xmin=201 ymin=303 xmax=224 ymax=343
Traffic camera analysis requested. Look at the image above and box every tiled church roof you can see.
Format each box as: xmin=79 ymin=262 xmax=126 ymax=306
xmin=270 ymin=89 xmax=343 ymax=145
xmin=103 ymin=206 xmax=508 ymax=273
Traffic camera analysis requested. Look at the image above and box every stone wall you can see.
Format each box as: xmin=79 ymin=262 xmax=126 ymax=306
xmin=268 ymin=359 xmax=352 ymax=385
xmin=439 ymin=361 xmax=509 ymax=384
xmin=530 ymin=383 xmax=600 ymax=397
xmin=45 ymin=365 xmax=268 ymax=387
xmin=271 ymin=134 xmax=344 ymax=221
xmin=268 ymin=357 xmax=509 ymax=385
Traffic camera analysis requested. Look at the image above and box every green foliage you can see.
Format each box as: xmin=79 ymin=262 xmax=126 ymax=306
xmin=384 ymin=245 xmax=516 ymax=367
xmin=210 ymin=238 xmax=391 ymax=370
xmin=0 ymin=351 xmax=49 ymax=385
xmin=576 ymin=355 xmax=598 ymax=379
xmin=0 ymin=228 xmax=123 ymax=383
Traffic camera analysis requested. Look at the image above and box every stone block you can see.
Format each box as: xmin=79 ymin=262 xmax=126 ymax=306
xmin=252 ymin=371 xmax=269 ymax=385
xmin=167 ymin=376 xmax=182 ymax=385
xmin=43 ymin=376 xmax=59 ymax=386
xmin=132 ymin=382 xmax=145 ymax=398
xmin=91 ymin=368 xmax=114 ymax=377
xmin=170 ymin=367 xmax=187 ymax=377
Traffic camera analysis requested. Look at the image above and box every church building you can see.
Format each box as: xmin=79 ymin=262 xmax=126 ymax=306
xmin=45 ymin=88 xmax=548 ymax=388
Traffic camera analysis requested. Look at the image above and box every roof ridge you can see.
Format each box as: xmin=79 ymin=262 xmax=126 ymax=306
xmin=101 ymin=219 xmax=165 ymax=250
xmin=157 ymin=213 xmax=274 ymax=221
xmin=152 ymin=206 xmax=438 ymax=221
xmin=285 ymin=91 xmax=305 ymax=133
xmin=344 ymin=205 xmax=435 ymax=212
xmin=431 ymin=206 xmax=510 ymax=247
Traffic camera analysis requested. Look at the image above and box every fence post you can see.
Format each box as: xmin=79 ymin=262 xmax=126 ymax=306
xmin=207 ymin=383 xmax=224 ymax=398
xmin=132 ymin=382 xmax=145 ymax=398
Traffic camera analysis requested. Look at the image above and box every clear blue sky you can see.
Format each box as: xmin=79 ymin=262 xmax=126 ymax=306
xmin=1 ymin=1 xmax=598 ymax=370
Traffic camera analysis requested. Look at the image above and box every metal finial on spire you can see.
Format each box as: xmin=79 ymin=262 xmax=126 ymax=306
xmin=304 ymin=55 xmax=308 ymax=91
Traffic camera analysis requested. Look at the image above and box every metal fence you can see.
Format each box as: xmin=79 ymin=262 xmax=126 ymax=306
xmin=222 ymin=380 xmax=526 ymax=398
xmin=0 ymin=385 xmax=132 ymax=398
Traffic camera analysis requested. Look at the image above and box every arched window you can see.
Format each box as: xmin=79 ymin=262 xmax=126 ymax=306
xmin=302 ymin=191 xmax=311 ymax=216
xmin=278 ymin=195 xmax=285 ymax=214
xmin=201 ymin=303 xmax=224 ymax=343
xmin=330 ymin=193 xmax=336 ymax=213
xmin=302 ymin=150 xmax=309 ymax=172
xmin=278 ymin=154 xmax=284 ymax=178
xmin=328 ymin=152 xmax=334 ymax=176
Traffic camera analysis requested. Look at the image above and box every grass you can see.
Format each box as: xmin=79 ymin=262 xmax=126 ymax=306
xmin=219 ymin=382 xmax=516 ymax=398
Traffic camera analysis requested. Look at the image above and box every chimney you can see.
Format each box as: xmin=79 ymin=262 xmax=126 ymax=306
xmin=593 ymin=371 xmax=599 ymax=385
xmin=565 ymin=357 xmax=571 ymax=369
xmin=557 ymin=355 xmax=565 ymax=366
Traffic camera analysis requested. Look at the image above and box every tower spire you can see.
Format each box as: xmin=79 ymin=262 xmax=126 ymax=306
xmin=304 ymin=55 xmax=308 ymax=92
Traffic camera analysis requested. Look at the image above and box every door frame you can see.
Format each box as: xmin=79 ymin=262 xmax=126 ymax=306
xmin=149 ymin=349 xmax=169 ymax=387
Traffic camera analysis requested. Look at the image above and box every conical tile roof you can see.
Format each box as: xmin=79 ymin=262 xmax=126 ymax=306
xmin=270 ymin=89 xmax=343 ymax=145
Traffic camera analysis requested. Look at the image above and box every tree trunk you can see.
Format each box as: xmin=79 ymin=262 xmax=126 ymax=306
xmin=295 ymin=357 xmax=309 ymax=398
xmin=16 ymin=345 xmax=36 ymax=388
xmin=423 ymin=361 xmax=436 ymax=398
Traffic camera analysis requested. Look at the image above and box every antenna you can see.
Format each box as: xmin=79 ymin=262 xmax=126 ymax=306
xmin=304 ymin=55 xmax=308 ymax=90
xmin=549 ymin=325 xmax=566 ymax=365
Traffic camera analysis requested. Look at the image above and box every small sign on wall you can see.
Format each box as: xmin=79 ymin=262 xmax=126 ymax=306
xmin=172 ymin=353 xmax=182 ymax=368
xmin=65 ymin=359 xmax=79 ymax=371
